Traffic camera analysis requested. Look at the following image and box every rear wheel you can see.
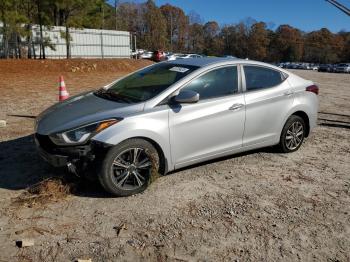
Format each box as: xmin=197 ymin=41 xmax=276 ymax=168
xmin=98 ymin=139 xmax=160 ymax=197
xmin=278 ymin=115 xmax=305 ymax=153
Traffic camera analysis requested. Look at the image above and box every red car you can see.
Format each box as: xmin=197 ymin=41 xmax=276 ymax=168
xmin=152 ymin=50 xmax=166 ymax=62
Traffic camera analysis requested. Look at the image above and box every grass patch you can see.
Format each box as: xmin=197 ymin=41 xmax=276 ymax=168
xmin=12 ymin=177 xmax=75 ymax=208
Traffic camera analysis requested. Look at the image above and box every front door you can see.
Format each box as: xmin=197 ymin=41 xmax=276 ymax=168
xmin=169 ymin=66 xmax=246 ymax=167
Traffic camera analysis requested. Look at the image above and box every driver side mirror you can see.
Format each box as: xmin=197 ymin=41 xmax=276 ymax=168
xmin=172 ymin=90 xmax=199 ymax=104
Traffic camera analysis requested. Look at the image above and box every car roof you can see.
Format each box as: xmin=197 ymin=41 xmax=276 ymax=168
xmin=166 ymin=57 xmax=244 ymax=67
xmin=163 ymin=57 xmax=293 ymax=76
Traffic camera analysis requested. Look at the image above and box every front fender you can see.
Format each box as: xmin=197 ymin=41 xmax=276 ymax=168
xmin=91 ymin=108 xmax=173 ymax=171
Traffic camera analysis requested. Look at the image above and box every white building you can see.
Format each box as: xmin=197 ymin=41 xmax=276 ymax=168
xmin=1 ymin=23 xmax=132 ymax=59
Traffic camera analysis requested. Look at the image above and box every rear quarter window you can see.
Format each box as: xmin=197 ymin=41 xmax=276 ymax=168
xmin=244 ymin=65 xmax=286 ymax=91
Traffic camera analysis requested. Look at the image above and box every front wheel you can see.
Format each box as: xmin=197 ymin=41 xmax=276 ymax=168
xmin=98 ymin=139 xmax=160 ymax=197
xmin=278 ymin=115 xmax=306 ymax=153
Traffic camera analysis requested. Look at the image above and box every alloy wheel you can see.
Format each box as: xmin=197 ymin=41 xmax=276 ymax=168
xmin=285 ymin=121 xmax=304 ymax=150
xmin=112 ymin=148 xmax=152 ymax=190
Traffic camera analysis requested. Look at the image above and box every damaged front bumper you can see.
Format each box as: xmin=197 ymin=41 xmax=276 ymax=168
xmin=34 ymin=133 xmax=110 ymax=173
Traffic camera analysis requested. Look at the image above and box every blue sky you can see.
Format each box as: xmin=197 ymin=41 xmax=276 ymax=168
xmin=154 ymin=0 xmax=350 ymax=32
xmin=116 ymin=0 xmax=350 ymax=32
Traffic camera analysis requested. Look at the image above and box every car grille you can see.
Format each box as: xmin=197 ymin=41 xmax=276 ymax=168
xmin=35 ymin=133 xmax=57 ymax=152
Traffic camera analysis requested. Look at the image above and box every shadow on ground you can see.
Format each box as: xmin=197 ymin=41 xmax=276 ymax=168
xmin=2 ymin=128 xmax=329 ymax=198
xmin=0 ymin=134 xmax=278 ymax=199
xmin=0 ymin=134 xmax=108 ymax=197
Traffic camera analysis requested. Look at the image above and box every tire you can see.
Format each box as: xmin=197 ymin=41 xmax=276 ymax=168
xmin=98 ymin=138 xmax=160 ymax=197
xmin=278 ymin=115 xmax=306 ymax=153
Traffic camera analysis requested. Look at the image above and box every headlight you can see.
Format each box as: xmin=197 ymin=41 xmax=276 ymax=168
xmin=49 ymin=119 xmax=119 ymax=145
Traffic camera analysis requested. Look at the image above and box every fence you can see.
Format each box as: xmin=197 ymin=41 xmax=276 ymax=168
xmin=0 ymin=24 xmax=132 ymax=59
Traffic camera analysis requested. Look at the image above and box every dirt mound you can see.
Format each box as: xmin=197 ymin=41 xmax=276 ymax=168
xmin=12 ymin=178 xmax=74 ymax=208
xmin=0 ymin=59 xmax=153 ymax=74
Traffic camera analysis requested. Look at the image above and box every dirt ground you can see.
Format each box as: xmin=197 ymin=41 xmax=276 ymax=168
xmin=0 ymin=60 xmax=349 ymax=262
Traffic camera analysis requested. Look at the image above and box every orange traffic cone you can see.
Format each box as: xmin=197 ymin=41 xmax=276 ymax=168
xmin=58 ymin=76 xmax=69 ymax=101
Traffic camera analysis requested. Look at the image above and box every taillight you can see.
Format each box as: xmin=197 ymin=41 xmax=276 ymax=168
xmin=306 ymin=85 xmax=319 ymax=95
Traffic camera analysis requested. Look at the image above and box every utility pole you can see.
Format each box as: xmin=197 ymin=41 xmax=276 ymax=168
xmin=170 ymin=12 xmax=173 ymax=52
xmin=101 ymin=2 xmax=105 ymax=29
xmin=100 ymin=4 xmax=104 ymax=58
xmin=134 ymin=33 xmax=137 ymax=55
xmin=326 ymin=0 xmax=350 ymax=16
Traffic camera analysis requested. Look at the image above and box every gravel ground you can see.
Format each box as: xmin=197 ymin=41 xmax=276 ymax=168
xmin=0 ymin=61 xmax=349 ymax=262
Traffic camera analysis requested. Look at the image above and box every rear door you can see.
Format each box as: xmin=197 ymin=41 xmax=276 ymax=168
xmin=242 ymin=64 xmax=294 ymax=146
xmin=169 ymin=65 xmax=246 ymax=167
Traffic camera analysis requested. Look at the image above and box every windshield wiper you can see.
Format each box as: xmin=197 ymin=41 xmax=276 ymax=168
xmin=94 ymin=89 xmax=135 ymax=103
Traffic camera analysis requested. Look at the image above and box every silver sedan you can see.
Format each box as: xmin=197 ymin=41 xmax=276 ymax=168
xmin=35 ymin=58 xmax=319 ymax=196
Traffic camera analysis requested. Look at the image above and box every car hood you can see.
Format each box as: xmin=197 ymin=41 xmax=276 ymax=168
xmin=36 ymin=91 xmax=144 ymax=135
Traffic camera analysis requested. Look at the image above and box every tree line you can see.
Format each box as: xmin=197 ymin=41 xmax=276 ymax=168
xmin=0 ymin=0 xmax=349 ymax=63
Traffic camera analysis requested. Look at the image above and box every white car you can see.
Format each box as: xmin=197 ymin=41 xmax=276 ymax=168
xmin=140 ymin=51 xmax=153 ymax=59
xmin=177 ymin=54 xmax=203 ymax=59
xmin=335 ymin=63 xmax=350 ymax=73
xmin=166 ymin=54 xmax=177 ymax=61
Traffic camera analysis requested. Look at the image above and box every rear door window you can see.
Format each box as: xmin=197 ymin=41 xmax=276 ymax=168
xmin=243 ymin=65 xmax=286 ymax=91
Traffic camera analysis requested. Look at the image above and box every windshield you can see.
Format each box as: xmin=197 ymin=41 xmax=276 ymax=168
xmin=94 ymin=63 xmax=199 ymax=103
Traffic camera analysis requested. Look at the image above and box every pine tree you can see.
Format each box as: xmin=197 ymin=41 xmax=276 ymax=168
xmin=0 ymin=0 xmax=28 ymax=58
xmin=55 ymin=0 xmax=98 ymax=58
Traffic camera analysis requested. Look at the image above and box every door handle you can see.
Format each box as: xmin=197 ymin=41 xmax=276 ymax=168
xmin=283 ymin=90 xmax=294 ymax=96
xmin=229 ymin=103 xmax=244 ymax=111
